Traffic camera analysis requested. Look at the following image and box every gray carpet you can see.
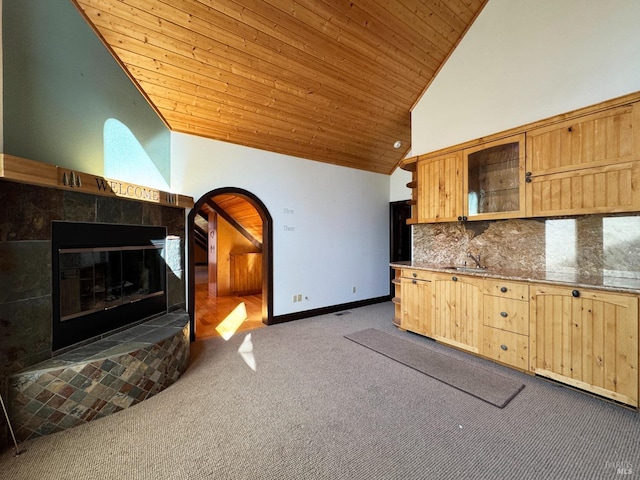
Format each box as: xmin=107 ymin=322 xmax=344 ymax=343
xmin=1 ymin=302 xmax=639 ymax=479
xmin=345 ymin=328 xmax=524 ymax=408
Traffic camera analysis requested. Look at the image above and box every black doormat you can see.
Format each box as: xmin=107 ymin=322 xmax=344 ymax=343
xmin=345 ymin=328 xmax=525 ymax=408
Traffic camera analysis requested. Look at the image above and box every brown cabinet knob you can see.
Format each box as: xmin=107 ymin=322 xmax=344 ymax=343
xmin=500 ymin=311 xmax=508 ymax=317
xmin=500 ymin=344 xmax=508 ymax=351
xmin=500 ymin=287 xmax=507 ymax=293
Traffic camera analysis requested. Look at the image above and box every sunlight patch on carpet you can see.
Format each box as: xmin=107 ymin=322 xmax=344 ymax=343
xmin=238 ymin=333 xmax=256 ymax=371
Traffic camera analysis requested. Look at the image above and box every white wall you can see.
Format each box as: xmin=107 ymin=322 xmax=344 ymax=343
xmin=171 ymin=132 xmax=391 ymax=316
xmin=412 ymin=0 xmax=640 ymax=155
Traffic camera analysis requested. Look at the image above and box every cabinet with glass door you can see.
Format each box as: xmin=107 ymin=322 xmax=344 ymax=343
xmin=463 ymin=134 xmax=526 ymax=221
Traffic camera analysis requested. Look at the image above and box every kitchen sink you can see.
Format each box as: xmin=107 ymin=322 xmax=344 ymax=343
xmin=444 ymin=266 xmax=488 ymax=273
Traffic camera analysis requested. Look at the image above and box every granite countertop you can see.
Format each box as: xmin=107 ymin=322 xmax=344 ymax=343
xmin=390 ymin=261 xmax=640 ymax=295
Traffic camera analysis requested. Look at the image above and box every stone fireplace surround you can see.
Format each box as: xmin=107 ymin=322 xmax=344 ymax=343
xmin=0 ymin=179 xmax=189 ymax=445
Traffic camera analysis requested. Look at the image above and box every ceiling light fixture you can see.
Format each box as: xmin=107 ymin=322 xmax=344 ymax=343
xmin=393 ymin=141 xmax=402 ymax=149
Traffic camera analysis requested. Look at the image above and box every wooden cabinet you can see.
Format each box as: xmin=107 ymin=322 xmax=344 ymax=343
xmin=526 ymin=103 xmax=640 ymax=217
xmin=417 ymin=151 xmax=463 ymax=223
xmin=408 ymin=95 xmax=640 ymax=224
xmin=530 ymin=284 xmax=639 ymax=407
xmin=481 ymin=279 xmax=530 ymax=370
xmin=416 ymin=135 xmax=525 ymax=223
xmin=432 ymin=273 xmax=483 ymax=353
xmin=464 ymin=134 xmax=526 ymax=220
xmin=391 ymin=263 xmax=640 ymax=407
xmin=400 ymin=269 xmax=432 ymax=336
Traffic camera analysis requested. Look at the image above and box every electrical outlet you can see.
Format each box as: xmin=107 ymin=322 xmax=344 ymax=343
xmin=292 ymin=294 xmax=297 ymax=303
xmin=297 ymin=294 xmax=302 ymax=302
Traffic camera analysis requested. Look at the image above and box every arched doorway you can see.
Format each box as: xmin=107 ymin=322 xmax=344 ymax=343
xmin=187 ymin=188 xmax=273 ymax=341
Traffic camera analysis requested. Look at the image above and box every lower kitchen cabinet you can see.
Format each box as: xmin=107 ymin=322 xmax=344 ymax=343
xmin=432 ymin=273 xmax=483 ymax=353
xmin=481 ymin=279 xmax=530 ymax=370
xmin=530 ymin=284 xmax=639 ymax=407
xmin=482 ymin=326 xmax=529 ymax=371
xmin=393 ymin=267 xmax=640 ymax=408
xmin=400 ymin=269 xmax=432 ymax=336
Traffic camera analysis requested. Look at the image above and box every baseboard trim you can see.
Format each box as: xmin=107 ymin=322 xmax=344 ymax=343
xmin=269 ymin=295 xmax=390 ymax=325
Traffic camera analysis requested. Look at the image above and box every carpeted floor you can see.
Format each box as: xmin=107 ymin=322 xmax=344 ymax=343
xmin=1 ymin=302 xmax=639 ymax=479
xmin=344 ymin=328 xmax=525 ymax=408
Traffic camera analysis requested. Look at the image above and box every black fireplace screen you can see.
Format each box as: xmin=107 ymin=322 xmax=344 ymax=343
xmin=52 ymin=222 xmax=168 ymax=351
xmin=59 ymin=245 xmax=164 ymax=321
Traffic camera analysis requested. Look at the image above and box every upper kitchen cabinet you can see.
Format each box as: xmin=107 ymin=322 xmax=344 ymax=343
xmin=405 ymin=91 xmax=640 ymax=225
xmin=417 ymin=151 xmax=463 ymax=223
xmin=525 ymin=103 xmax=640 ymax=217
xmin=464 ymin=134 xmax=526 ymax=220
xmin=415 ymin=134 xmax=525 ymax=223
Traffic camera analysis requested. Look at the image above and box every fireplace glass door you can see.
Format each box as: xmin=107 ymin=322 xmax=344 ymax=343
xmin=59 ymin=245 xmax=164 ymax=321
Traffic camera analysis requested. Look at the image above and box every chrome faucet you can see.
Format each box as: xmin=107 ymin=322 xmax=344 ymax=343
xmin=467 ymin=252 xmax=482 ymax=268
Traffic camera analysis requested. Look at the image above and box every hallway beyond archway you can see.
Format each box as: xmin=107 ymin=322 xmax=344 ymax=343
xmin=188 ymin=188 xmax=273 ymax=341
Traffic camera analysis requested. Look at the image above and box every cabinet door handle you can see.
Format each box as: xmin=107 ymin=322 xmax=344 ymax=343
xmin=412 ymin=280 xmax=417 ymax=284
xmin=452 ymin=276 xmax=458 ymax=282
xmin=500 ymin=287 xmax=507 ymax=293
xmin=500 ymin=311 xmax=508 ymax=317
xmin=572 ymin=290 xmax=580 ymax=298
xmin=412 ymin=273 xmax=417 ymax=277
xmin=500 ymin=344 xmax=508 ymax=351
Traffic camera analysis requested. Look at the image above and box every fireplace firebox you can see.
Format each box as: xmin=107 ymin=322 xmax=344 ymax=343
xmin=52 ymin=222 xmax=168 ymax=351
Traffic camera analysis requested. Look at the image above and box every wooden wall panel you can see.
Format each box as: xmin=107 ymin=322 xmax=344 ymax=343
xmin=230 ymin=253 xmax=262 ymax=295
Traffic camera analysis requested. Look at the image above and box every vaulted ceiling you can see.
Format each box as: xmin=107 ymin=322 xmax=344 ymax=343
xmin=72 ymin=0 xmax=488 ymax=174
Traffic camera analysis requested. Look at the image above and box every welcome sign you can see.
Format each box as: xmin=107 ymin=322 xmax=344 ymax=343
xmin=0 ymin=154 xmax=192 ymax=208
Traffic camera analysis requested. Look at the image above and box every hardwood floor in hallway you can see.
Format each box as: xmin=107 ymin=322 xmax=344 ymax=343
xmin=195 ymin=283 xmax=265 ymax=340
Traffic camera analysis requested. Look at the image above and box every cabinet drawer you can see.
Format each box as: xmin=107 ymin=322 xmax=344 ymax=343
xmin=484 ymin=297 xmax=529 ymax=335
xmin=401 ymin=269 xmax=432 ymax=281
xmin=482 ymin=326 xmax=529 ymax=370
xmin=483 ymin=279 xmax=528 ymax=300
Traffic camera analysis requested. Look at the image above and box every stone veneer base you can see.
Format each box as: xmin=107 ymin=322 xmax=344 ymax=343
xmin=7 ymin=312 xmax=190 ymax=441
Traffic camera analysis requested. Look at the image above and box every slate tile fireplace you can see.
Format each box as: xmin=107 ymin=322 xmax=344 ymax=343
xmin=52 ymin=221 xmax=168 ymax=351
xmin=0 ymin=175 xmax=191 ymax=446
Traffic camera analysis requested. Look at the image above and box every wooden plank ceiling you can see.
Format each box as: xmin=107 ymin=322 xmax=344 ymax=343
xmin=72 ymin=0 xmax=487 ymax=174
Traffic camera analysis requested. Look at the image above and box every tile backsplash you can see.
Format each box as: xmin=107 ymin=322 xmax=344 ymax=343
xmin=413 ymin=214 xmax=640 ymax=279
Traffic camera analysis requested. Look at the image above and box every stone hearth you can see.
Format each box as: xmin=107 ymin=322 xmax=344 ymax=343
xmin=8 ymin=311 xmax=189 ymax=441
